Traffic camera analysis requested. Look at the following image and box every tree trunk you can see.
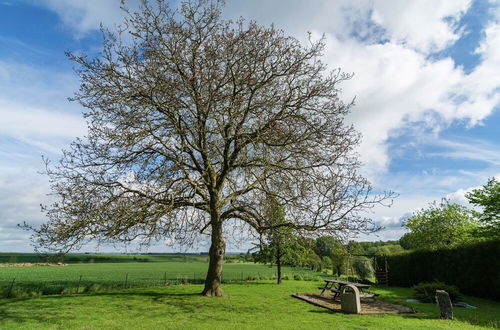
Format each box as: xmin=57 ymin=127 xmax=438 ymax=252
xmin=202 ymin=218 xmax=225 ymax=297
xmin=276 ymin=243 xmax=282 ymax=284
xmin=276 ymin=256 xmax=282 ymax=284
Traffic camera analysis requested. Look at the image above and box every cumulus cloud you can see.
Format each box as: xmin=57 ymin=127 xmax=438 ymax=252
xmin=0 ymin=60 xmax=86 ymax=250
xmin=37 ymin=0 xmax=140 ymax=37
xmin=371 ymin=0 xmax=470 ymax=53
xmin=322 ymin=38 xmax=464 ymax=178
xmin=0 ymin=61 xmax=87 ymax=153
xmin=0 ymin=165 xmax=50 ymax=252
xmin=0 ymin=102 xmax=86 ymax=139
xmin=445 ymin=172 xmax=500 ymax=205
xmin=224 ymin=0 xmax=500 ymax=184
xmin=321 ymin=14 xmax=498 ymax=181
xmin=224 ymin=0 xmax=470 ymax=51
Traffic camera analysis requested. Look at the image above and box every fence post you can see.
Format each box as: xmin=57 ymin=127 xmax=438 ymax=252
xmin=241 ymin=271 xmax=243 ymax=282
xmin=77 ymin=275 xmax=82 ymax=293
xmin=125 ymin=273 xmax=128 ymax=288
xmin=163 ymin=272 xmax=167 ymax=286
xmin=7 ymin=278 xmax=15 ymax=298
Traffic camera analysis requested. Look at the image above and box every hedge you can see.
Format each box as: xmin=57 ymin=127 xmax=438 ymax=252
xmin=376 ymin=240 xmax=500 ymax=300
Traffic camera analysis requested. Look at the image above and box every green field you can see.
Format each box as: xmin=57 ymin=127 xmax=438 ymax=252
xmin=0 ymin=254 xmax=329 ymax=298
xmin=1 ymin=281 xmax=498 ymax=329
xmin=0 ymin=252 xmax=211 ymax=264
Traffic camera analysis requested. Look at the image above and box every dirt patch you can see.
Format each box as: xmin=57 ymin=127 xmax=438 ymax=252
xmin=0 ymin=263 xmax=67 ymax=267
xmin=292 ymin=292 xmax=415 ymax=314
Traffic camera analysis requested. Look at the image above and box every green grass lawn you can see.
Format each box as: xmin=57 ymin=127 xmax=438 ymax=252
xmin=0 ymin=281 xmax=498 ymax=329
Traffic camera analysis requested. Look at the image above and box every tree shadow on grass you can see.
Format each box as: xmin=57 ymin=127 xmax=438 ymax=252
xmin=224 ymin=281 xmax=278 ymax=285
xmin=0 ymin=296 xmax=78 ymax=326
xmin=307 ymin=309 xmax=337 ymax=314
xmin=0 ymin=290 xmax=203 ymax=326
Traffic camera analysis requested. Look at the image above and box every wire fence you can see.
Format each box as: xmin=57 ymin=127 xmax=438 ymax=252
xmin=0 ymin=271 xmax=326 ymax=299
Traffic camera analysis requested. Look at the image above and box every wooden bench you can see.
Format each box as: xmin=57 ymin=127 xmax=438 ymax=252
xmin=320 ymin=286 xmax=379 ymax=300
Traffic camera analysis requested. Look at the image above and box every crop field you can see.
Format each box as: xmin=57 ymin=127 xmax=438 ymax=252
xmin=0 ymin=252 xmax=209 ymax=264
xmin=0 ymin=253 xmax=329 ymax=298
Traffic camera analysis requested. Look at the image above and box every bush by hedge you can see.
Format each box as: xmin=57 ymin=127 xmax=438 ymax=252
xmin=412 ymin=281 xmax=462 ymax=302
xmin=376 ymin=239 xmax=500 ymax=300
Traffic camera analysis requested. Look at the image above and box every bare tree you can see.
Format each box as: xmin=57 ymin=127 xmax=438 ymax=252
xmin=25 ymin=0 xmax=393 ymax=296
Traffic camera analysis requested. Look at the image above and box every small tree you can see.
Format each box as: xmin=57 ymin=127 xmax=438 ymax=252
xmin=466 ymin=178 xmax=500 ymax=237
xmin=314 ymin=236 xmax=342 ymax=258
xmin=352 ymin=257 xmax=374 ymax=280
xmin=24 ymin=0 xmax=392 ymax=296
xmin=321 ymin=255 xmax=332 ymax=270
xmin=402 ymin=199 xmax=480 ymax=250
xmin=331 ymin=247 xmax=345 ymax=277
xmin=255 ymin=194 xmax=294 ymax=284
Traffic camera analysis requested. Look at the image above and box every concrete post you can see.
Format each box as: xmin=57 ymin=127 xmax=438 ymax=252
xmin=340 ymin=284 xmax=361 ymax=314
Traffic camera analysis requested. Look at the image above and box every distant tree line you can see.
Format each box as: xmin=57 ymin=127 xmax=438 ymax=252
xmin=251 ymin=234 xmax=404 ymax=283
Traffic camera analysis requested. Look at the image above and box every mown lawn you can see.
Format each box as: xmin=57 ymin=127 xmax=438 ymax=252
xmin=1 ymin=281 xmax=498 ymax=329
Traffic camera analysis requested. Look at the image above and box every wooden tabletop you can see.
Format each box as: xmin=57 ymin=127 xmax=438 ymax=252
xmin=324 ymin=279 xmax=370 ymax=289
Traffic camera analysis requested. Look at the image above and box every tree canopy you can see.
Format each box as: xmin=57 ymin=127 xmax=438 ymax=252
xmin=25 ymin=0 xmax=392 ymax=296
xmin=400 ymin=199 xmax=480 ymax=250
xmin=466 ymin=177 xmax=500 ymax=237
xmin=252 ymin=194 xmax=294 ymax=284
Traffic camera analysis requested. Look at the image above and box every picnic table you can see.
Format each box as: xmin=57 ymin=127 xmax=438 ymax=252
xmin=319 ymin=279 xmax=378 ymax=301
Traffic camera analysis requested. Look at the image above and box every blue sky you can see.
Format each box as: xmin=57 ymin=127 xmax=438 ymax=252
xmin=0 ymin=0 xmax=499 ymax=252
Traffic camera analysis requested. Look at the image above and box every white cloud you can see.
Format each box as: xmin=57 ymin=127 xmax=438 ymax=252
xmin=225 ymin=0 xmax=470 ymax=54
xmin=321 ymin=21 xmax=499 ymax=180
xmin=371 ymin=0 xmax=471 ymax=53
xmin=38 ymin=0 xmax=140 ymax=37
xmin=0 ymin=60 xmax=87 ymax=153
xmin=0 ymin=102 xmax=86 ymax=140
xmin=0 ymin=165 xmax=51 ymax=252
xmin=224 ymin=0 xmax=500 ymax=184
xmin=445 ymin=171 xmax=500 ymax=205
xmin=431 ymin=138 xmax=500 ymax=165
xmin=454 ymin=22 xmax=500 ymax=124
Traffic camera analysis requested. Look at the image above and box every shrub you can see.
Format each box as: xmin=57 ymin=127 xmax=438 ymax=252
xmin=282 ymin=274 xmax=290 ymax=280
xmin=412 ymin=281 xmax=462 ymax=302
xmin=293 ymin=274 xmax=303 ymax=281
xmin=352 ymin=257 xmax=374 ymax=280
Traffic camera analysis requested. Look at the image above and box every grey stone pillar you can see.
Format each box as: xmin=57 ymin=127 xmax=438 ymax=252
xmin=435 ymin=290 xmax=453 ymax=319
